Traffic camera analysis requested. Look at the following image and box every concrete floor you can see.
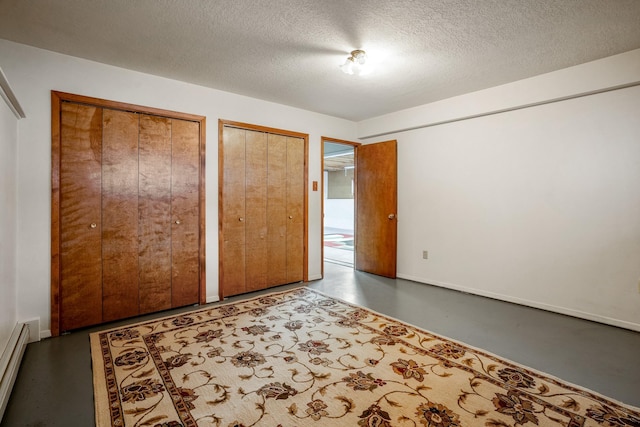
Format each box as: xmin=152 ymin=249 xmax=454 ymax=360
xmin=2 ymin=263 xmax=639 ymax=426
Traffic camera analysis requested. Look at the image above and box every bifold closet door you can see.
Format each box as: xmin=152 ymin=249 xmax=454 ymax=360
xmin=221 ymin=125 xmax=305 ymax=297
xmin=53 ymin=92 xmax=205 ymax=335
xmin=221 ymin=126 xmax=247 ymax=296
xmin=244 ymin=130 xmax=268 ymax=292
xmin=266 ymin=134 xmax=287 ymax=286
xmin=102 ymin=109 xmax=139 ymax=322
xmin=138 ymin=115 xmax=173 ymax=314
xmin=59 ymin=103 xmax=103 ymax=331
xmin=266 ymin=134 xmax=304 ymax=286
xmin=171 ymin=119 xmax=201 ymax=307
xmin=286 ymin=136 xmax=304 ymax=283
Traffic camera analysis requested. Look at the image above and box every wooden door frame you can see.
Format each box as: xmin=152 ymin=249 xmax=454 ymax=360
xmin=51 ymin=91 xmax=207 ymax=336
xmin=218 ymin=120 xmax=309 ymax=301
xmin=320 ymin=137 xmax=360 ymax=278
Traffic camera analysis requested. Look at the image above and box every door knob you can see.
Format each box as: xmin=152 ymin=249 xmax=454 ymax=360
xmin=239 ymin=217 xmax=244 ymax=222
xmin=388 ymin=214 xmax=396 ymax=220
xmin=289 ymin=215 xmax=293 ymax=219
xmin=90 ymin=223 xmax=97 ymax=229
xmin=175 ymin=220 xmax=181 ymax=225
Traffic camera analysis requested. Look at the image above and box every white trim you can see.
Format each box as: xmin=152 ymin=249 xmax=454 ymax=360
xmin=397 ymin=273 xmax=640 ymax=333
xmin=0 ymin=323 xmax=29 ymax=420
xmin=0 ymin=67 xmax=25 ymax=119
xmin=205 ymin=295 xmax=220 ymax=304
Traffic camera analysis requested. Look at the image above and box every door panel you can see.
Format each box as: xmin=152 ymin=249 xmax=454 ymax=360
xmin=286 ymin=136 xmax=304 ymax=283
xmin=60 ymin=103 xmax=103 ymax=331
xmin=102 ymin=109 xmax=140 ymax=321
xmin=138 ymin=115 xmax=173 ymax=313
xmin=267 ymin=134 xmax=288 ymax=286
xmin=222 ymin=126 xmax=247 ymax=296
xmin=245 ymin=130 xmax=268 ymax=291
xmin=171 ymin=119 xmax=201 ymax=307
xmin=356 ymin=140 xmax=397 ymax=278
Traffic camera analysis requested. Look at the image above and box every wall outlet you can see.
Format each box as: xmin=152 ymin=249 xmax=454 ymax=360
xmin=422 ymin=250 xmax=429 ymax=259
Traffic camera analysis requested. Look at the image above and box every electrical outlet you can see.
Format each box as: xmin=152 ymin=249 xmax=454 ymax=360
xmin=422 ymin=250 xmax=428 ymax=259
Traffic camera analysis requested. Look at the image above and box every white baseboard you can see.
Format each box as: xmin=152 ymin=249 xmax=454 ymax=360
xmin=397 ymin=273 xmax=640 ymax=333
xmin=206 ymin=295 xmax=220 ymax=304
xmin=0 ymin=323 xmax=29 ymax=421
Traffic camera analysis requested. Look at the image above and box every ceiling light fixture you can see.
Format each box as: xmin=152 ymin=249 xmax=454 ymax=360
xmin=340 ymin=49 xmax=367 ymax=75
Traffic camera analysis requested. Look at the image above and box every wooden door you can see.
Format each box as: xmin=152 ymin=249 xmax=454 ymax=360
xmin=286 ymin=136 xmax=305 ymax=283
xmin=245 ymin=130 xmax=268 ymax=292
xmin=138 ymin=115 xmax=173 ymax=314
xmin=59 ymin=103 xmax=103 ymax=331
xmin=219 ymin=121 xmax=308 ymax=299
xmin=171 ymin=119 xmax=201 ymax=307
xmin=267 ymin=133 xmax=288 ymax=286
xmin=221 ymin=126 xmax=247 ymax=296
xmin=52 ymin=91 xmax=206 ymax=336
xmin=102 ymin=109 xmax=139 ymax=321
xmin=355 ymin=140 xmax=398 ymax=278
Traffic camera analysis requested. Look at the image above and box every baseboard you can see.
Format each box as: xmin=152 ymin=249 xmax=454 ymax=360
xmin=397 ymin=273 xmax=640 ymax=333
xmin=0 ymin=323 xmax=29 ymax=421
xmin=206 ymin=295 xmax=220 ymax=304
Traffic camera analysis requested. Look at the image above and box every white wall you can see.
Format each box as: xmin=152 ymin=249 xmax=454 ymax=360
xmin=0 ymin=84 xmax=18 ymax=352
xmin=0 ymin=39 xmax=357 ymax=338
xmin=362 ymin=55 xmax=640 ymax=331
xmin=323 ymin=171 xmax=355 ymax=231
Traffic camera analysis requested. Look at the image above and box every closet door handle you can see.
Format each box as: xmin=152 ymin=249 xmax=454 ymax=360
xmin=239 ymin=217 xmax=244 ymax=222
xmin=90 ymin=223 xmax=97 ymax=229
xmin=289 ymin=215 xmax=293 ymax=219
xmin=388 ymin=214 xmax=396 ymax=220
xmin=175 ymin=220 xmax=181 ymax=225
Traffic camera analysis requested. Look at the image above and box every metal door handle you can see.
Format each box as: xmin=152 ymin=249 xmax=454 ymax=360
xmin=239 ymin=217 xmax=244 ymax=222
xmin=388 ymin=214 xmax=396 ymax=220
xmin=175 ymin=220 xmax=181 ymax=225
xmin=90 ymin=223 xmax=97 ymax=229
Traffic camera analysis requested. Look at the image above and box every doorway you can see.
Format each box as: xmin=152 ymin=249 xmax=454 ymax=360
xmin=322 ymin=139 xmax=358 ymax=270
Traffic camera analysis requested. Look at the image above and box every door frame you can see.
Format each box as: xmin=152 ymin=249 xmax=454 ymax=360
xmin=320 ymin=137 xmax=360 ymax=278
xmin=51 ymin=91 xmax=207 ymax=336
xmin=218 ymin=120 xmax=309 ymax=300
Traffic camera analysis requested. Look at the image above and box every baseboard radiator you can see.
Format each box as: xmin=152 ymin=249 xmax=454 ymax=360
xmin=0 ymin=323 xmax=29 ymax=421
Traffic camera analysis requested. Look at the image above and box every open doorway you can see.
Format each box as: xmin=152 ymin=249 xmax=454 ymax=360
xmin=322 ymin=139 xmax=358 ymax=269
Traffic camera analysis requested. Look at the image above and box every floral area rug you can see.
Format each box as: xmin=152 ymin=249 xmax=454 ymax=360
xmin=91 ymin=287 xmax=640 ymax=427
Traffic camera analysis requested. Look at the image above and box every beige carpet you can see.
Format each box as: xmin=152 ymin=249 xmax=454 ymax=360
xmin=91 ymin=287 xmax=639 ymax=426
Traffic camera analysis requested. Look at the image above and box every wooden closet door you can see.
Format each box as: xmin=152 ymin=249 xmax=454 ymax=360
xmin=221 ymin=126 xmax=247 ymax=295
xmin=59 ymin=103 xmax=103 ymax=331
xmin=286 ymin=136 xmax=304 ymax=283
xmin=171 ymin=119 xmax=201 ymax=307
xmin=102 ymin=109 xmax=140 ymax=321
xmin=267 ymin=134 xmax=288 ymax=286
xmin=138 ymin=115 xmax=172 ymax=314
xmin=245 ymin=130 xmax=268 ymax=292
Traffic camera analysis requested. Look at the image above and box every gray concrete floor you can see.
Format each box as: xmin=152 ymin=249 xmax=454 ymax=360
xmin=2 ymin=263 xmax=639 ymax=426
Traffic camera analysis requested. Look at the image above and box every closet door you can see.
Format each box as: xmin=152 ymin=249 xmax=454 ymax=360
xmin=102 ymin=109 xmax=140 ymax=322
xmin=171 ymin=119 xmax=201 ymax=307
xmin=267 ymin=134 xmax=288 ymax=286
xmin=138 ymin=115 xmax=173 ymax=314
xmin=245 ymin=130 xmax=268 ymax=292
xmin=286 ymin=136 xmax=304 ymax=283
xmin=221 ymin=126 xmax=247 ymax=296
xmin=59 ymin=103 xmax=103 ymax=331
xmin=219 ymin=121 xmax=307 ymax=298
xmin=52 ymin=92 xmax=206 ymax=336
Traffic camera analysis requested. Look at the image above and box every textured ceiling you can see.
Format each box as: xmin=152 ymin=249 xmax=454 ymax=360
xmin=1 ymin=0 xmax=640 ymax=121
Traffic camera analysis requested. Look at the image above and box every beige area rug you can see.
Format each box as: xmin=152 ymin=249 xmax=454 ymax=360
xmin=91 ymin=287 xmax=640 ymax=427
